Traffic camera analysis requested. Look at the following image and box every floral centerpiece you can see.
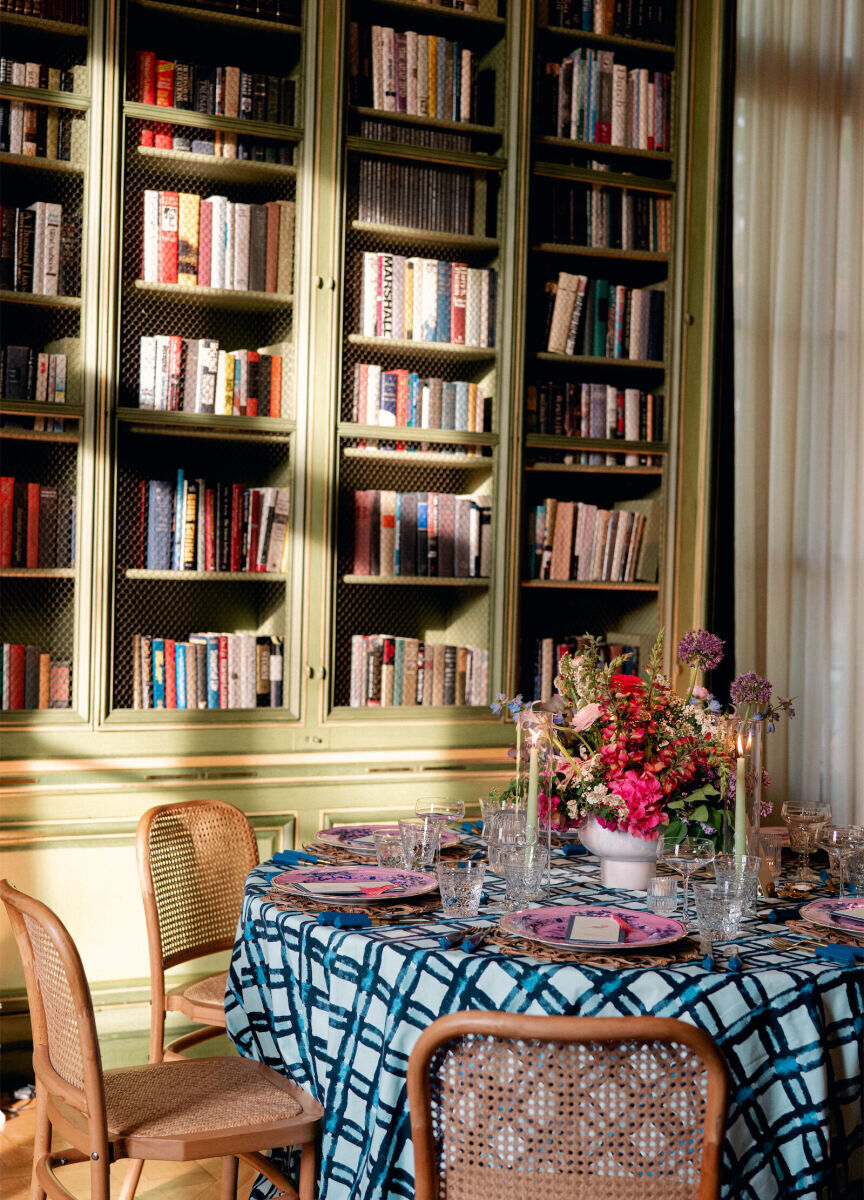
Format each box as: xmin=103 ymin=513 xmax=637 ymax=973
xmin=492 ymin=631 xmax=793 ymax=886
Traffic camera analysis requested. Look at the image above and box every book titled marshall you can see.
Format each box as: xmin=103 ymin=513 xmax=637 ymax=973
xmin=350 ymin=635 xmax=488 ymax=709
xmin=543 ymin=273 xmax=664 ymax=361
xmin=131 ymin=631 xmax=284 ymax=711
xmin=0 ymin=644 xmax=71 ymax=711
xmin=360 ymin=254 xmax=496 ymax=347
xmin=137 ymin=335 xmax=285 ymax=417
xmin=140 ymin=192 xmax=295 ymax=295
xmin=526 ymin=497 xmax=659 ymax=584
xmin=0 ymin=476 xmax=76 ymax=569
xmin=353 ymin=490 xmax=491 ymax=580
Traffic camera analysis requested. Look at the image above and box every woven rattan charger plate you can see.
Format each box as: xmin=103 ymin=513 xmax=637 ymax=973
xmin=488 ymin=928 xmax=702 ymax=968
xmin=264 ymin=887 xmax=445 ymax=924
xmin=303 ymin=842 xmax=468 ymax=866
xmin=784 ymin=919 xmax=864 ymax=946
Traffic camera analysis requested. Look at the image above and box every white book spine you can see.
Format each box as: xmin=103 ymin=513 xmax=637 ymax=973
xmin=371 ymin=26 xmax=383 ymax=110
xmin=154 ymin=335 xmax=170 ymax=411
xmin=224 ymin=202 xmax=236 ymax=291
xmin=35 ymin=354 xmax=49 ymax=404
xmin=479 ymin=270 xmax=490 ymax=349
xmin=406 ymin=32 xmax=418 ymax=115
xmin=366 ymin=364 xmax=381 ymax=425
xmin=28 ymin=202 xmax=45 ymax=293
xmin=143 ymin=191 xmax=159 ymax=283
xmin=42 ymin=202 xmax=62 ymax=296
xmin=382 ymin=27 xmax=396 ymax=112
xmin=421 ymin=258 xmax=438 ymax=342
xmin=611 ymin=64 xmax=627 ymax=146
xmin=361 ymin=252 xmax=378 ymax=336
xmin=53 ymin=353 xmax=66 ymax=404
xmin=206 ymin=196 xmax=228 ymax=289
xmin=139 ymin=337 xmax=157 ymax=408
xmin=465 ymin=268 xmax=482 ymax=347
xmin=233 ymin=202 xmax=250 ymax=291
xmin=624 ymin=387 xmax=640 ymax=465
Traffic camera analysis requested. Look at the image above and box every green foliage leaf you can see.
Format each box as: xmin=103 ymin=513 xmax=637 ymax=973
xmin=690 ymin=804 xmax=709 ymax=822
xmin=664 ymin=818 xmax=686 ymax=843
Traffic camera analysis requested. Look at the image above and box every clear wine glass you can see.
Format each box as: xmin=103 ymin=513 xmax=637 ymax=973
xmin=782 ymin=802 xmax=832 ymax=882
xmin=658 ymin=837 xmax=715 ymax=928
xmin=817 ymin=826 xmax=864 ymax=898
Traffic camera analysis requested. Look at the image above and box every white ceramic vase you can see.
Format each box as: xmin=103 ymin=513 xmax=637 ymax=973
xmin=578 ymin=816 xmax=658 ymax=889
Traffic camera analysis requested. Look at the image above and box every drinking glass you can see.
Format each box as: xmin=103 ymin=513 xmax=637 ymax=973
xmin=658 ymin=837 xmax=715 ymax=928
xmin=437 ymin=860 xmax=486 ymax=917
xmin=817 ymin=826 xmax=864 ymax=898
xmin=713 ymin=854 xmax=762 ymax=915
xmin=782 ymin=801 xmax=831 ymax=882
xmin=759 ymin=829 xmax=784 ymax=878
xmin=693 ymin=881 xmax=746 ymax=953
xmin=480 ymin=797 xmax=506 ymax=839
xmin=499 ymin=843 xmax=546 ymax=911
xmin=485 ymin=809 xmax=534 ymax=914
xmin=373 ymin=831 xmax=405 ymax=868
xmin=398 ymin=817 xmax=441 ymax=871
xmin=646 ymin=876 xmax=677 ymax=916
xmin=848 ymin=850 xmax=864 ymax=897
xmin=415 ymin=796 xmax=465 ymax=825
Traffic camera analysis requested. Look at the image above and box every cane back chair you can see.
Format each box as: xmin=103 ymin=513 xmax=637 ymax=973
xmin=136 ymin=798 xmax=259 ymax=1062
xmin=0 ymin=878 xmax=322 ymax=1200
xmin=407 ymin=1011 xmax=729 ymax=1200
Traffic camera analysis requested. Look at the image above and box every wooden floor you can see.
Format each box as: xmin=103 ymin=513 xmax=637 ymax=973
xmin=0 ymin=1102 xmax=259 ymax=1199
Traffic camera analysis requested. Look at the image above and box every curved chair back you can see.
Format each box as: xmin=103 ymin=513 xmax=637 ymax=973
xmin=137 ymin=798 xmax=259 ymax=972
xmin=407 ymin=1012 xmax=729 ymax=1200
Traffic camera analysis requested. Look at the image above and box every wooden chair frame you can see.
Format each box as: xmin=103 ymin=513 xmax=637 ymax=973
xmin=407 ymin=1011 xmax=730 ymax=1200
xmin=1 ymin=878 xmax=321 ymax=1200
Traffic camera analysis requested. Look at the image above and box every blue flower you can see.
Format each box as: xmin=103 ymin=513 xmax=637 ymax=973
xmin=490 ymin=702 xmax=502 ymax=715
xmin=708 ymin=698 xmax=722 ymax=712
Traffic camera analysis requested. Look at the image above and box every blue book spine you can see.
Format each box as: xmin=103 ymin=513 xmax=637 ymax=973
xmin=581 ymin=0 xmax=592 ymax=31
xmin=379 ymin=371 xmax=398 ymax=424
xmin=394 ymin=492 xmax=402 ymax=575
xmin=436 ymin=261 xmax=452 ymax=344
xmin=151 ymin=638 xmax=166 ymax=708
xmin=171 ymin=469 xmax=185 ymax=571
xmin=408 ymin=373 xmax=419 ymax=427
xmin=175 ymin=643 xmax=187 ymax=709
xmin=416 ymin=496 xmax=428 ymax=576
xmin=147 ymin=480 xmax=173 ymax=570
xmin=206 ymin=636 xmax=220 ymax=708
xmin=454 ymin=381 xmax=469 ymax=431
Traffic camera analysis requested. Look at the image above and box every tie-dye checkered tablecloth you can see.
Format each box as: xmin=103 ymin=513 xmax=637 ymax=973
xmin=226 ymin=852 xmax=863 ymax=1200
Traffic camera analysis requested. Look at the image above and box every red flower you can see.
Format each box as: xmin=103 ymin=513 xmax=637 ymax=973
xmin=610 ymin=674 xmax=645 ymax=694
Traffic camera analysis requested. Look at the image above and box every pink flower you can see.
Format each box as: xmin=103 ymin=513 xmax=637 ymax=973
xmin=571 ymin=702 xmax=603 ymax=732
xmin=690 ymin=685 xmax=709 ymax=700
xmin=607 ymin=769 xmax=668 ymax=840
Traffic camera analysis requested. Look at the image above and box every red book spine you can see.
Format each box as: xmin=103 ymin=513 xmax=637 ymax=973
xmin=155 ymin=59 xmax=174 ymax=109
xmin=136 ymin=51 xmax=156 ymax=104
xmin=395 ymin=369 xmax=408 ymax=451
xmin=164 ymin=638 xmax=177 ymax=708
xmin=26 ymin=482 xmax=40 ymax=568
xmin=218 ymin=634 xmax=229 ymax=707
xmin=158 ymin=191 xmax=179 ymax=284
xmin=245 ymin=489 xmax=261 ymax=573
xmin=246 ymin=350 xmax=259 ymax=417
xmin=0 ymin=477 xmax=13 ymax=568
xmin=353 ymin=489 xmax=371 ymax=574
xmin=269 ymin=355 xmax=281 ymax=418
xmin=9 ymin=643 xmax=26 ymax=710
xmin=204 ymin=488 xmax=215 ymax=571
xmin=229 ymin=482 xmax=243 ymax=571
xmin=450 ymin=263 xmax=467 ymax=345
xmin=198 ymin=201 xmax=212 ymax=289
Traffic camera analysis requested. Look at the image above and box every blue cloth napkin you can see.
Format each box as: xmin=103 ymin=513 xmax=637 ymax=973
xmin=271 ymin=850 xmax=319 ymax=867
xmin=562 ymin=843 xmax=589 ymax=857
xmin=815 ymin=943 xmax=864 ymax=965
xmin=460 ymin=821 xmax=483 ymax=834
xmin=316 ymin=912 xmax=371 ymax=929
xmin=766 ymin=905 xmax=801 ymax=923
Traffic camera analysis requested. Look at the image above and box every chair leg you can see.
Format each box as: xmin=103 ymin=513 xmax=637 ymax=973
xmin=299 ymin=1143 xmax=317 ymax=1200
xmin=220 ymin=1156 xmax=239 ymax=1200
xmin=116 ymin=1158 xmax=145 ymax=1200
xmin=28 ymin=1085 xmax=50 ymax=1200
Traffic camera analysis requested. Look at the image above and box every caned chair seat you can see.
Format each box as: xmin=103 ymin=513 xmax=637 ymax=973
xmin=167 ymin=970 xmax=230 ymax=1023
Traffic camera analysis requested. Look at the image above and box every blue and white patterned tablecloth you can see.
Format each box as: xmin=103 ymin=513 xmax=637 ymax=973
xmin=226 ymin=851 xmax=864 ymax=1200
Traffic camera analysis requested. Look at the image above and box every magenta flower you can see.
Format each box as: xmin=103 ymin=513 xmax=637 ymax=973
xmin=678 ymin=629 xmax=725 ymax=671
xmin=607 ymin=770 xmax=667 ymax=839
xmin=730 ymin=672 xmax=772 ymax=707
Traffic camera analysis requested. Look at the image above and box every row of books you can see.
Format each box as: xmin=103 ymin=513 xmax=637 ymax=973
xmin=350 ymin=635 xmax=487 ymax=709
xmin=352 ymin=490 xmax=491 ymax=579
xmin=0 ymin=644 xmax=71 ymax=711
xmin=133 ymin=53 xmax=296 ymax=131
xmin=141 ymin=476 xmax=290 ymax=574
xmin=0 ymin=202 xmax=75 ymax=296
xmin=546 ymin=0 xmax=676 ymax=43
xmin=357 ymin=159 xmax=475 ymax=236
xmin=544 ymin=274 xmax=664 ymax=360
xmin=138 ymin=336 xmax=285 ymax=417
xmin=351 ymin=25 xmax=481 ymax=125
xmin=540 ymin=51 xmax=672 ymax=152
xmin=360 ymin=254 xmax=497 ymax=347
xmin=0 ymin=479 xmax=75 ymax=568
xmin=0 ymin=0 xmax=86 ymax=18
xmin=131 ymin=632 xmax=284 ymax=710
xmin=359 ymin=118 xmax=471 ymax=153
xmin=527 ymin=498 xmax=658 ymax=582
xmin=531 ymin=634 xmax=641 ymax=703
xmin=140 ymin=192 xmax=295 ymax=293
xmin=0 ymin=63 xmax=86 ymax=161
xmin=351 ymin=365 xmax=490 ymax=434
xmin=129 ymin=0 xmax=299 ymax=22
xmin=538 ymin=179 xmax=672 ymax=252
xmin=1 ymin=342 xmax=69 ymax=402
xmin=526 ymin=381 xmax=663 ymax=451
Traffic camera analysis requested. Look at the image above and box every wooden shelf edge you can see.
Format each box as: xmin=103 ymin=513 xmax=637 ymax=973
xmin=342 ymin=575 xmax=489 ymax=587
xmin=346 ymin=135 xmax=506 ymax=172
xmin=117 ymin=408 xmax=296 ymax=434
xmin=537 ymin=23 xmax=675 ymax=55
xmin=0 ymin=568 xmax=76 ymax=578
xmin=533 ymin=242 xmax=669 ymax=262
xmin=0 ymin=82 xmax=89 ymax=109
xmin=124 ymin=570 xmax=289 ymax=581
xmin=535 ymin=135 xmax=673 ymax=162
xmin=135 ymin=145 xmax=296 ymax=178
xmin=525 ymin=434 xmax=667 ymax=453
xmin=123 ymin=101 xmax=302 ymax=142
xmin=348 ymin=335 xmax=497 ymax=358
xmin=130 ymin=0 xmax=302 ymax=35
xmin=0 ymin=11 xmax=88 ymax=35
xmin=339 ymin=423 xmax=498 ymax=446
xmin=0 ymin=289 xmax=81 ymax=308
xmin=352 ymin=105 xmax=502 ymax=138
xmin=521 ymin=580 xmax=659 ymax=591
xmin=533 ymin=159 xmax=676 ymax=193
xmin=0 ymin=151 xmax=84 ymax=173
xmin=350 ymin=220 xmax=498 ymax=250
xmin=132 ymin=280 xmax=292 ymax=306
xmin=533 ymin=351 xmax=664 ymax=369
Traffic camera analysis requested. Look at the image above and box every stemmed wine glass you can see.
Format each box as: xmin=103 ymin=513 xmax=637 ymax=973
xmin=658 ymin=837 xmax=715 ymax=928
xmin=817 ymin=826 xmax=864 ymax=898
xmin=781 ymin=801 xmax=832 ymax=882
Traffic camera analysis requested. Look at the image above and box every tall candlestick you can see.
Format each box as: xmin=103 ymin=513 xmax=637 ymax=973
xmin=527 ymin=731 xmax=539 ymax=843
xmin=734 ymin=733 xmax=747 ymax=858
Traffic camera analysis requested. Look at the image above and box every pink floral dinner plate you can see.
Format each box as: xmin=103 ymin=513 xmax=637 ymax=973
xmin=271 ymin=865 xmax=437 ymax=903
xmin=799 ymin=896 xmax=864 ymax=935
xmin=500 ymin=904 xmax=687 ymax=950
xmin=315 ymin=824 xmax=460 ymax=856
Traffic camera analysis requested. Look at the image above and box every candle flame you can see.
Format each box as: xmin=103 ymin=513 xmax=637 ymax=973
xmin=737 ymin=733 xmax=745 ymax=756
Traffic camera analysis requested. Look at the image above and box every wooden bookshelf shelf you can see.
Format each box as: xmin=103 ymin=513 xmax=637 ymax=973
xmin=117 ymin=408 xmax=296 ymax=436
xmin=525 ymin=434 xmax=668 ymax=454
xmin=339 ymin=423 xmax=498 ymax=447
xmin=0 ymin=290 xmax=81 ymax=308
xmin=130 ymin=0 xmax=302 ymax=35
xmin=536 ymin=24 xmax=675 ymax=55
xmin=0 ymin=427 xmax=79 ymax=444
xmin=352 ymin=105 xmax=502 ymax=139
xmin=533 ymin=351 xmax=665 ymax=370
xmin=532 ymin=242 xmax=669 ymax=263
xmin=0 ymin=151 xmax=84 ymax=174
xmin=0 ymin=568 xmax=76 ymax=579
xmin=348 ymin=335 xmax=496 ymax=360
xmin=123 ymin=101 xmax=303 ymax=143
xmin=342 ymin=447 xmax=493 ymax=468
xmin=522 ymin=580 xmax=659 ymax=591
xmin=0 ymin=11 xmax=88 ymax=35
xmin=0 ymin=400 xmax=84 ymax=418
xmin=342 ymin=576 xmax=489 ymax=587
xmin=535 ymin=135 xmax=674 ymax=163
xmin=132 ymin=280 xmax=292 ymax=308
xmin=367 ymin=0 xmax=506 ymax=30
xmin=0 ymin=82 xmax=89 ymax=109
xmin=524 ymin=462 xmax=663 ymax=476
xmin=350 ymin=221 xmax=499 ymax=250
xmin=330 ymin=703 xmax=492 ymax=720
xmin=124 ymin=570 xmax=288 ymax=582
xmin=534 ymin=160 xmax=676 ymax=193
xmin=346 ymin=134 xmax=506 ymax=172
xmin=135 ymin=145 xmax=296 ymax=182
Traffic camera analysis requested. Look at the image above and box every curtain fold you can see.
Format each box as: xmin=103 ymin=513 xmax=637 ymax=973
xmin=733 ymin=0 xmax=864 ymax=822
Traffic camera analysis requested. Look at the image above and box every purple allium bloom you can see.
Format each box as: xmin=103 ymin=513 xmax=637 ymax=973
xmin=677 ymin=629 xmax=725 ymax=671
xmin=730 ymin=672 xmax=773 ymax=707
xmin=698 ymin=822 xmax=717 ymax=835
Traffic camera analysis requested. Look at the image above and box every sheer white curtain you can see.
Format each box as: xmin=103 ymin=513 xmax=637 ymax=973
xmin=733 ymin=0 xmax=864 ymax=822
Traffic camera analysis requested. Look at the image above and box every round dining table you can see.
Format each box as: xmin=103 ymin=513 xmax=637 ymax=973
xmin=226 ymin=842 xmax=863 ymax=1200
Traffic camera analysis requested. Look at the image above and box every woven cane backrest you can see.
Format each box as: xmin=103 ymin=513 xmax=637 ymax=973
xmin=22 ymin=912 xmax=87 ymax=1091
xmin=426 ymin=1032 xmax=713 ymax=1199
xmin=143 ymin=800 xmax=258 ymax=968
